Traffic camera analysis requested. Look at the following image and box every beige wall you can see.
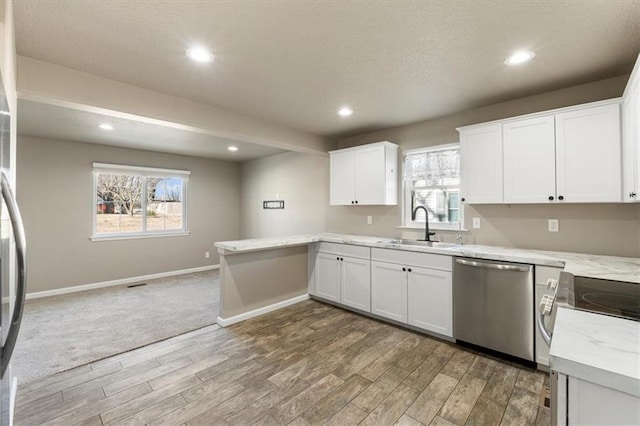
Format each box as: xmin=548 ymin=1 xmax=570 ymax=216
xmin=326 ymin=75 xmax=640 ymax=257
xmin=240 ymin=151 xmax=329 ymax=239
xmin=17 ymin=136 xmax=241 ymax=293
xmin=219 ymin=246 xmax=308 ymax=319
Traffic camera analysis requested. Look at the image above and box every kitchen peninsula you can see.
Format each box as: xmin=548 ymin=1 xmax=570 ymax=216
xmin=214 ymin=232 xmax=640 ymax=325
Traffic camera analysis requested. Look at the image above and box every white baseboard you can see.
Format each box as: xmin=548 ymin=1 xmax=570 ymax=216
xmin=26 ymin=265 xmax=220 ymax=300
xmin=216 ymin=294 xmax=309 ymax=327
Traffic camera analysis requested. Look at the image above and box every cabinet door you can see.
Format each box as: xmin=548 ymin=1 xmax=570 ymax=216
xmin=330 ymin=150 xmax=355 ymax=205
xmin=568 ymin=377 xmax=640 ymax=425
xmin=354 ymin=146 xmax=386 ymax=204
xmin=460 ymin=124 xmax=503 ymax=203
xmin=371 ymin=261 xmax=407 ymax=323
xmin=622 ymin=86 xmax=637 ymax=202
xmin=341 ymin=256 xmax=371 ymax=312
xmin=636 ymin=79 xmax=640 ymax=201
xmin=315 ymin=252 xmax=341 ymax=302
xmin=555 ymin=104 xmax=622 ymax=202
xmin=407 ymin=267 xmax=452 ymax=337
xmin=503 ymin=116 xmax=557 ymax=203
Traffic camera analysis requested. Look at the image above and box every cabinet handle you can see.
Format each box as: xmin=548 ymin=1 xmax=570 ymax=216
xmin=402 ymin=267 xmax=406 ymax=272
xmin=355 ymin=200 xmax=358 ymax=204
xmin=548 ymin=196 xmax=554 ymax=201
xmin=340 ymin=257 xmax=344 ymax=261
xmin=351 ymin=201 xmax=354 ymax=204
xmin=461 ymin=197 xmax=466 ymax=202
xmin=630 ymin=192 xmax=637 ymax=198
xmin=408 ymin=268 xmax=412 ymax=272
xmin=558 ymin=195 xmax=564 ymax=201
xmin=336 ymin=256 xmax=339 ymax=260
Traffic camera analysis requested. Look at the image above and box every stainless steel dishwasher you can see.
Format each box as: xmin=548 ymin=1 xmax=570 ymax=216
xmin=453 ymin=257 xmax=534 ymax=361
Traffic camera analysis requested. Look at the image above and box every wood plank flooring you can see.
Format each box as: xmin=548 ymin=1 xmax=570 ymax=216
xmin=15 ymin=300 xmax=550 ymax=425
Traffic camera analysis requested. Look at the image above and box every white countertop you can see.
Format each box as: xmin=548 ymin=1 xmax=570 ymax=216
xmin=215 ymin=232 xmax=640 ymax=283
xmin=550 ymin=308 xmax=640 ymax=397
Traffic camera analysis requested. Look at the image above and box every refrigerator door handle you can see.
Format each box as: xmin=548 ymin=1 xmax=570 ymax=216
xmin=0 ymin=172 xmax=27 ymax=379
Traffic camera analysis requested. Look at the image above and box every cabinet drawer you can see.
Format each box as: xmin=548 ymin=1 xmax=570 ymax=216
xmin=317 ymin=242 xmax=370 ymax=259
xmin=371 ymin=248 xmax=452 ymax=271
xmin=535 ymin=266 xmax=562 ymax=286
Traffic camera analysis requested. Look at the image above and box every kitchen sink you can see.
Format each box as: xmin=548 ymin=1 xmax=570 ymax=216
xmin=377 ymin=239 xmax=461 ymax=249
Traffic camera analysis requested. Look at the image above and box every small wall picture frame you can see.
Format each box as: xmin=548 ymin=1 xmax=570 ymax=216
xmin=263 ymin=200 xmax=285 ymax=209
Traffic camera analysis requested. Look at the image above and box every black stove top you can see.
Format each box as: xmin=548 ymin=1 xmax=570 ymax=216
xmin=571 ymin=276 xmax=640 ymax=321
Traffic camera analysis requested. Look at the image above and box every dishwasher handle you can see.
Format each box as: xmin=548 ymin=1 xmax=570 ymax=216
xmin=455 ymin=258 xmax=530 ymax=272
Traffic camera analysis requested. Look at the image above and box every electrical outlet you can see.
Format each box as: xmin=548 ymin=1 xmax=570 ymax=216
xmin=472 ymin=217 xmax=481 ymax=229
xmin=367 ymin=216 xmax=373 ymax=225
xmin=205 ymin=251 xmax=210 ymax=259
xmin=548 ymin=219 xmax=559 ymax=232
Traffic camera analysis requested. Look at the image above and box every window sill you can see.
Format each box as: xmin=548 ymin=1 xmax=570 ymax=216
xmin=90 ymin=231 xmax=190 ymax=242
xmin=397 ymin=225 xmax=469 ymax=232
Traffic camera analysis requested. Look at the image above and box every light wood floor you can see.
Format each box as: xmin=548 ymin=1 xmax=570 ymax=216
xmin=15 ymin=300 xmax=550 ymax=425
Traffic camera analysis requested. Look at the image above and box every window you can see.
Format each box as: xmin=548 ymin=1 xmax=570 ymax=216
xmin=92 ymin=163 xmax=190 ymax=239
xmin=403 ymin=144 xmax=461 ymax=230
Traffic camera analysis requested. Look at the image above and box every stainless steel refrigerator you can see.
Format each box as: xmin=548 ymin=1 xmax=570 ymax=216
xmin=0 ymin=68 xmax=27 ymax=425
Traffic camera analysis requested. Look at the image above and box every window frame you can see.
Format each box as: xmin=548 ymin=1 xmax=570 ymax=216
xmin=91 ymin=163 xmax=190 ymax=241
xmin=402 ymin=143 xmax=464 ymax=231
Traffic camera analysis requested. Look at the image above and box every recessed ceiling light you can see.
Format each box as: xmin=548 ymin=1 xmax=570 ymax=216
xmin=186 ymin=46 xmax=214 ymax=63
xmin=99 ymin=123 xmax=114 ymax=131
xmin=338 ymin=107 xmax=354 ymax=117
xmin=505 ymin=51 xmax=536 ymax=66
xmin=227 ymin=146 xmax=238 ymax=152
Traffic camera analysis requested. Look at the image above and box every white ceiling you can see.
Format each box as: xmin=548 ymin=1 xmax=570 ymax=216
xmin=17 ymin=99 xmax=286 ymax=161
xmin=13 ymin=1 xmax=640 ymax=140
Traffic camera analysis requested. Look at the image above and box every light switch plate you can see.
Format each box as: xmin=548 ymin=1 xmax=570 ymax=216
xmin=367 ymin=216 xmax=373 ymax=225
xmin=472 ymin=217 xmax=481 ymax=229
xmin=548 ymin=219 xmax=559 ymax=232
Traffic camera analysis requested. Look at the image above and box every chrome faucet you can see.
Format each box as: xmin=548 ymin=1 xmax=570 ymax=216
xmin=411 ymin=205 xmax=436 ymax=242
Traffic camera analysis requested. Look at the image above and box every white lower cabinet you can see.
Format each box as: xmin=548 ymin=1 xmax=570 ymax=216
xmin=312 ymin=242 xmax=371 ymax=311
xmin=554 ymin=373 xmax=640 ymax=425
xmin=371 ymin=261 xmax=407 ymax=322
xmin=408 ymin=267 xmax=453 ymax=337
xmin=316 ymin=252 xmax=341 ymax=303
xmin=341 ymin=256 xmax=371 ymax=312
xmin=371 ymin=249 xmax=453 ymax=337
xmin=311 ymin=244 xmax=453 ymax=338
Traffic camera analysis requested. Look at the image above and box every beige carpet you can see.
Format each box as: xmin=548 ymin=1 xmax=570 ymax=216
xmin=12 ymin=269 xmax=219 ymax=385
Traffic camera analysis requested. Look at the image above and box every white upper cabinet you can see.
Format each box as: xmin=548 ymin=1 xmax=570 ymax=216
xmin=555 ymin=103 xmax=621 ymax=203
xmin=503 ymin=116 xmax=557 ymax=203
xmin=459 ymin=99 xmax=623 ymax=204
xmin=622 ymin=54 xmax=640 ymax=203
xmin=329 ymin=142 xmax=398 ymax=205
xmin=459 ymin=124 xmax=503 ymax=204
xmin=329 ymin=150 xmax=356 ymax=205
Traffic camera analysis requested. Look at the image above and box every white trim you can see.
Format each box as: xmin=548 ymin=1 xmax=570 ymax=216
xmin=397 ymin=225 xmax=469 ymax=232
xmin=403 ymin=142 xmax=459 ymax=157
xmin=328 ymin=141 xmax=397 ymax=155
xmin=26 ymin=265 xmax=219 ymax=300
xmin=402 ymin=143 xmax=463 ymax=230
xmin=90 ymin=231 xmax=190 ymax=242
xmin=216 ymin=294 xmax=310 ymax=327
xmin=456 ymin=97 xmax=622 ymax=132
xmin=10 ymin=376 xmax=17 ymax=425
xmin=93 ymin=162 xmax=191 ymax=176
